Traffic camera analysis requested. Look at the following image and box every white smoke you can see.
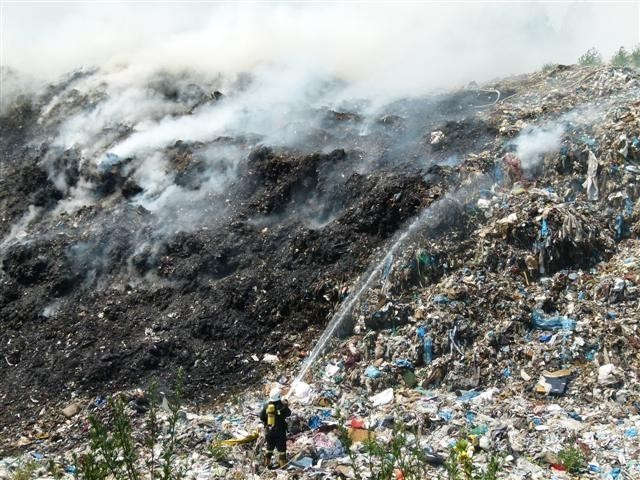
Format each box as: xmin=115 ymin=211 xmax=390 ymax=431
xmin=512 ymin=124 xmax=565 ymax=172
xmin=2 ymin=1 xmax=638 ymax=264
xmin=2 ymin=2 xmax=638 ymax=98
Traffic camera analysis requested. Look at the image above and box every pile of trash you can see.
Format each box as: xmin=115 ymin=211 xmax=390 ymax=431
xmin=2 ymin=63 xmax=640 ymax=479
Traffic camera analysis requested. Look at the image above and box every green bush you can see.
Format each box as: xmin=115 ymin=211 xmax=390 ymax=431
xmin=557 ymin=443 xmax=586 ymax=474
xmin=74 ymin=369 xmax=185 ymax=480
xmin=578 ymin=48 xmax=603 ymax=66
xmin=630 ymin=45 xmax=640 ymax=67
xmin=611 ymin=47 xmax=631 ymax=67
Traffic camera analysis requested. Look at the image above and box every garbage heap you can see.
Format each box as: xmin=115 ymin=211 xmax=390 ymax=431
xmin=2 ymin=65 xmax=639 ymax=479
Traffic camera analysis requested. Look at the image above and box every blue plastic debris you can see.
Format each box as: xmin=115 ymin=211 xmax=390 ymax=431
xmin=531 ymin=310 xmax=576 ymax=331
xmin=423 ymin=336 xmax=433 ymax=364
xmin=492 ymin=164 xmax=504 ymax=183
xmin=470 ymin=425 xmax=488 ymax=435
xmin=615 ymin=214 xmax=625 ymax=242
xmin=395 ymin=359 xmax=414 ymax=370
xmin=502 ymin=367 xmax=511 ymax=378
xmin=625 ymin=427 xmax=638 ymax=438
xmin=625 ymin=198 xmax=634 ymax=216
xmin=308 ymin=415 xmax=323 ymax=430
xmin=439 ymin=410 xmax=453 ymax=422
xmin=291 ymin=457 xmax=314 ymax=468
xmin=65 ymin=466 xmax=77 ymax=475
xmin=457 ymin=390 xmax=481 ymax=402
xmin=567 ymin=412 xmax=583 ymax=421
xmin=364 ymin=365 xmax=381 ymax=378
xmin=433 ymin=294 xmax=450 ymax=305
xmin=541 ymin=218 xmax=550 ymax=238
xmin=539 ymin=333 xmax=553 ymax=343
xmin=416 ymin=326 xmax=426 ymax=339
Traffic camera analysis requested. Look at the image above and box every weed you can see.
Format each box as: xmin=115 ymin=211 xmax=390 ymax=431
xmin=47 ymin=459 xmax=64 ymax=480
xmin=339 ymin=414 xmax=503 ymax=480
xmin=207 ymin=443 xmax=228 ymax=463
xmin=578 ymin=47 xmax=603 ymax=66
xmin=10 ymin=461 xmax=37 ymax=480
xmin=340 ymin=418 xmax=442 ymax=480
xmin=557 ymin=443 xmax=586 ymax=474
xmin=631 ymin=46 xmax=640 ymax=67
xmin=611 ymin=47 xmax=631 ymax=67
xmin=74 ymin=368 xmax=186 ymax=480
xmin=444 ymin=438 xmax=501 ymax=480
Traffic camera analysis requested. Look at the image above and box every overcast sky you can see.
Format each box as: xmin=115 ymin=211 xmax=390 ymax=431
xmin=1 ymin=2 xmax=639 ymax=95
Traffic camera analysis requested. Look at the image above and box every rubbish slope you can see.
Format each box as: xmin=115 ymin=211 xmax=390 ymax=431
xmin=1 ymin=64 xmax=639 ymax=479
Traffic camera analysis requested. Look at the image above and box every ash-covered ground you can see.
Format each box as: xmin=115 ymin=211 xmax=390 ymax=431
xmin=0 ymin=66 xmax=501 ymax=436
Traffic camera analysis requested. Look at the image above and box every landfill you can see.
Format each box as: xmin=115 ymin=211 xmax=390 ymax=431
xmin=2 ymin=62 xmax=640 ymax=479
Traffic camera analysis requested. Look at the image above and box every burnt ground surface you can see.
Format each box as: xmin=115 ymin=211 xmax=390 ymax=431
xmin=0 ymin=69 xmax=502 ymax=441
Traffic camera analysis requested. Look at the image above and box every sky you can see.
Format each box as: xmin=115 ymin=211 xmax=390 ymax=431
xmin=1 ymin=1 xmax=639 ymax=97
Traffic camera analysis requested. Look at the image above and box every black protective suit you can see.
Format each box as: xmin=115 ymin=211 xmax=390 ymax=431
xmin=259 ymin=400 xmax=291 ymax=466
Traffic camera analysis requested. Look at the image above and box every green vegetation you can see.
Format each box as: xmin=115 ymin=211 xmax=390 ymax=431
xmin=557 ymin=442 xmax=586 ymax=474
xmin=578 ymin=47 xmax=603 ymax=66
xmin=444 ymin=438 xmax=500 ymax=480
xmin=207 ymin=440 xmax=229 ymax=463
xmin=74 ymin=369 xmax=186 ymax=480
xmin=10 ymin=461 xmax=37 ymax=480
xmin=337 ymin=411 xmax=501 ymax=480
xmin=632 ymin=46 xmax=640 ymax=67
xmin=610 ymin=45 xmax=640 ymax=68
xmin=577 ymin=45 xmax=640 ymax=68
xmin=361 ymin=425 xmax=433 ymax=480
xmin=611 ymin=47 xmax=631 ymax=67
xmin=47 ymin=459 xmax=64 ymax=480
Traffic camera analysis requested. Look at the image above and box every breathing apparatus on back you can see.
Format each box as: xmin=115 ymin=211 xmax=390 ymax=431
xmin=266 ymin=387 xmax=281 ymax=428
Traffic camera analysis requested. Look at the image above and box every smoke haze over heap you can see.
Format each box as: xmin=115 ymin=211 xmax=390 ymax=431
xmin=1 ymin=2 xmax=637 ymax=251
xmin=2 ymin=2 xmax=639 ymax=98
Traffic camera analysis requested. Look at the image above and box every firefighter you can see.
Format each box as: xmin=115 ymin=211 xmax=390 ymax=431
xmin=259 ymin=387 xmax=291 ymax=468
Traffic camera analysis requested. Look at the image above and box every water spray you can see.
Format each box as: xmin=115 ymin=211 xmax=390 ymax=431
xmin=286 ymin=175 xmax=494 ymax=400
